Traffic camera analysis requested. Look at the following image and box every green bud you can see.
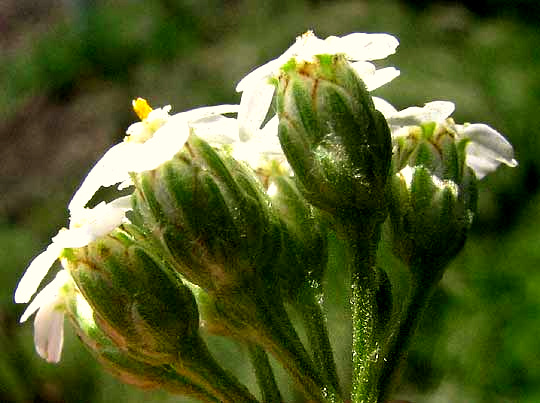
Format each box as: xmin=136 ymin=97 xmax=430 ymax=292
xmin=392 ymin=121 xmax=466 ymax=183
xmin=65 ymin=291 xmax=217 ymax=401
xmin=275 ymin=54 xmax=392 ymax=225
xmin=131 ymin=134 xmax=282 ymax=293
xmin=389 ymin=120 xmax=479 ymax=278
xmin=62 ymin=227 xmax=258 ymax=402
xmin=389 ymin=164 xmax=477 ymax=280
xmin=61 ymin=227 xmax=200 ymax=366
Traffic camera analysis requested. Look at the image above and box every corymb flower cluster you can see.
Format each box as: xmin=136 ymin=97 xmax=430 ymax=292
xmin=15 ymin=31 xmax=516 ymax=403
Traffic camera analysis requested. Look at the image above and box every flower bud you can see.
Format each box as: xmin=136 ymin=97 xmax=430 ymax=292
xmin=130 ymin=134 xmax=282 ymax=292
xmin=392 ymin=121 xmax=467 ymax=184
xmin=63 ymin=227 xmax=259 ymax=402
xmin=389 ymin=164 xmax=477 ymax=278
xmin=275 ymin=54 xmax=392 ymax=225
xmin=65 ymin=291 xmax=215 ymax=400
xmin=61 ymin=227 xmax=200 ymax=366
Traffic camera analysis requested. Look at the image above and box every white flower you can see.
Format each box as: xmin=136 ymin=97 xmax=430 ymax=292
xmin=19 ymin=270 xmax=75 ymax=363
xmin=235 ymin=31 xmax=400 ymax=141
xmin=14 ymin=196 xmax=131 ymax=304
xmin=68 ymin=99 xmax=240 ymax=213
xmin=193 ymin=113 xmax=290 ymax=173
xmin=383 ymin=101 xmax=518 ymax=179
xmin=383 ymin=100 xmax=456 ymax=127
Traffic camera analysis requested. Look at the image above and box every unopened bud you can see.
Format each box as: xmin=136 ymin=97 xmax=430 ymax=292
xmin=61 ymin=227 xmax=199 ymax=366
xmin=389 ymin=164 xmax=477 ymax=278
xmin=275 ymin=54 xmax=392 ymax=225
xmin=65 ymin=291 xmax=215 ymax=400
xmin=131 ymin=134 xmax=281 ymax=292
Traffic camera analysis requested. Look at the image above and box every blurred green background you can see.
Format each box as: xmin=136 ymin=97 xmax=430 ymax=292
xmin=1 ymin=0 xmax=538 ymax=402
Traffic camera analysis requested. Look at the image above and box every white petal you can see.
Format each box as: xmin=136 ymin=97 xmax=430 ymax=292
xmin=372 ymin=97 xmax=398 ymax=118
xmin=295 ymin=35 xmax=333 ymax=60
xmin=387 ymin=101 xmax=455 ymax=126
xmin=362 ymin=67 xmax=400 ymax=91
xmin=69 ymin=105 xmax=239 ymax=213
xmin=192 ymin=115 xmax=239 ymax=145
xmin=34 ymin=301 xmax=65 ymax=363
xmin=108 ymin=195 xmax=133 ymax=210
xmin=20 ymin=270 xmax=71 ymax=323
xmin=117 ymin=178 xmax=133 ymax=190
xmin=398 ymin=165 xmax=415 ymax=188
xmin=231 ymin=141 xmax=263 ymax=168
xmin=236 ymin=59 xmax=281 ymax=93
xmin=237 ymin=83 xmax=275 ymax=141
xmin=173 ymin=104 xmax=240 ymax=122
xmin=57 ymin=196 xmax=131 ymax=249
xmin=332 ymin=32 xmax=399 ymax=61
xmin=464 ymin=154 xmax=501 ymax=179
xmin=127 ymin=104 xmax=240 ymax=172
xmin=15 ymin=243 xmax=63 ymax=304
xmin=260 ymin=115 xmax=279 ymax=137
xmin=235 ymin=33 xmax=322 ymax=93
xmin=68 ymin=142 xmax=136 ymax=212
xmin=236 ymin=37 xmax=303 ymax=93
xmin=51 ymin=228 xmax=94 ymax=249
xmin=350 ymin=61 xmax=376 ymax=79
xmin=459 ymin=123 xmax=518 ymax=178
xmin=54 ymin=209 xmax=126 ymax=249
xmin=84 ymin=201 xmax=129 ymax=237
xmin=129 ymin=125 xmax=188 ymax=173
xmin=230 ymin=116 xmax=284 ymax=169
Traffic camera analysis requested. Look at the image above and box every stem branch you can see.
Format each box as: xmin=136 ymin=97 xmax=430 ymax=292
xmin=248 ymin=343 xmax=283 ymax=403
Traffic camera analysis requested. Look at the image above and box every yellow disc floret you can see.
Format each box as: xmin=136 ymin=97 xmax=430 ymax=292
xmin=125 ymin=98 xmax=172 ymax=144
xmin=132 ymin=98 xmax=153 ymax=121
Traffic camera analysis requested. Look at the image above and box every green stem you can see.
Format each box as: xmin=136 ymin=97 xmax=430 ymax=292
xmin=376 ymin=264 xmax=441 ymax=402
xmin=160 ymin=367 xmax=221 ymax=402
xmin=298 ymin=287 xmax=342 ymax=401
xmin=347 ymin=226 xmax=382 ymax=403
xmin=260 ymin=292 xmax=325 ymax=402
xmin=248 ymin=343 xmax=283 ymax=403
xmin=220 ymin=282 xmax=324 ymax=402
xmin=173 ymin=335 xmax=259 ymax=403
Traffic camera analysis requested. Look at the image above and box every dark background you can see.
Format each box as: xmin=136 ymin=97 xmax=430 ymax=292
xmin=1 ymin=1 xmax=538 ymax=401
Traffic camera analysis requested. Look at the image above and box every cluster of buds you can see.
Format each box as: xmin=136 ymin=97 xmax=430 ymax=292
xmin=14 ymin=30 xmax=516 ymax=403
xmin=384 ymin=101 xmax=517 ymax=280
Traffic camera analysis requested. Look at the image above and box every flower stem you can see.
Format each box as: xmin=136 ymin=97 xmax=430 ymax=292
xmin=376 ymin=263 xmax=442 ymax=402
xmin=219 ymin=280 xmax=324 ymax=402
xmin=260 ymin=292 xmax=325 ymax=402
xmin=248 ymin=343 xmax=283 ymax=403
xmin=297 ymin=287 xmax=342 ymax=401
xmin=159 ymin=368 xmax=221 ymax=403
xmin=346 ymin=224 xmax=383 ymax=403
xmin=173 ymin=335 xmax=259 ymax=403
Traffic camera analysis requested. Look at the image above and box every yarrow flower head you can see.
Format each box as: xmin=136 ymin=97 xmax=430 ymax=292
xmin=235 ymin=31 xmax=400 ymax=142
xmin=386 ymin=100 xmax=517 ymax=271
xmin=68 ymin=98 xmax=239 ymax=213
xmin=381 ymin=100 xmax=518 ymax=179
xmin=14 ymin=196 xmax=131 ymax=305
xmin=273 ymin=53 xmax=393 ymax=224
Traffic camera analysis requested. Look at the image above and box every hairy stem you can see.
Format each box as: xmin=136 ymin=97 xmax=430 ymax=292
xmin=298 ymin=287 xmax=342 ymax=401
xmin=376 ymin=262 xmax=442 ymax=402
xmin=248 ymin=343 xmax=283 ymax=403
